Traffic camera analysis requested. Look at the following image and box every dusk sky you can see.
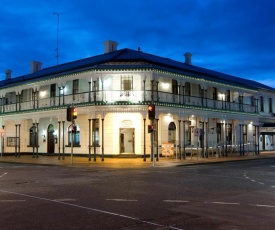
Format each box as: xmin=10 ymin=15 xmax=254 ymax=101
xmin=1 ymin=0 xmax=275 ymax=88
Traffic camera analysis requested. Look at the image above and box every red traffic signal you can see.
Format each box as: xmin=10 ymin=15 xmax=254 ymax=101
xmin=148 ymin=125 xmax=154 ymax=133
xmin=148 ymin=104 xmax=155 ymax=120
xmin=71 ymin=124 xmax=77 ymax=134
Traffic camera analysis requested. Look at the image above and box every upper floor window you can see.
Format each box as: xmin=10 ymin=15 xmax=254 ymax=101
xmin=50 ymin=84 xmax=56 ymax=97
xmin=213 ymin=87 xmax=217 ymax=100
xmin=226 ymin=90 xmax=230 ymax=102
xmin=73 ymin=80 xmax=79 ymax=95
xmin=269 ymin=98 xmax=273 ymax=113
xmin=172 ymin=80 xmax=178 ymax=94
xmin=260 ymin=96 xmax=264 ymax=112
xmin=185 ymin=82 xmax=191 ymax=96
xmin=121 ymin=76 xmax=133 ymax=91
xmin=251 ymin=96 xmax=255 ymax=106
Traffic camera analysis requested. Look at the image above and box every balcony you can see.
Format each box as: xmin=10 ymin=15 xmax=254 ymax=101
xmin=0 ymin=90 xmax=257 ymax=114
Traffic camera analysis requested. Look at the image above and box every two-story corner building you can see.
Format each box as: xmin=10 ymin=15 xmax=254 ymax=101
xmin=0 ymin=40 xmax=275 ymax=160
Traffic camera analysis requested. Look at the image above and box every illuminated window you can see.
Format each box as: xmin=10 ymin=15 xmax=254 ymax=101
xmin=168 ymin=122 xmax=176 ymax=143
xmin=68 ymin=124 xmax=80 ymax=146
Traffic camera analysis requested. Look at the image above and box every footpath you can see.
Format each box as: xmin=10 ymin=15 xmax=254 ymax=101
xmin=1 ymin=151 xmax=275 ymax=168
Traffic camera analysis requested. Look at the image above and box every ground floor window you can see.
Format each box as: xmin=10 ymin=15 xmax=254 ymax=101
xmin=168 ymin=122 xmax=176 ymax=143
xmin=68 ymin=124 xmax=80 ymax=146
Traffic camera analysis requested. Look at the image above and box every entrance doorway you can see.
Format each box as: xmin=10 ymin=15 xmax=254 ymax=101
xmin=119 ymin=128 xmax=135 ymax=154
xmin=47 ymin=124 xmax=55 ymax=155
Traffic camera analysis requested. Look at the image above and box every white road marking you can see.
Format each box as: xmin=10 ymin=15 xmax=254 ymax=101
xmin=53 ymin=198 xmax=76 ymax=202
xmin=271 ymin=186 xmax=275 ymax=188
xmin=0 ymin=173 xmax=7 ymax=178
xmin=211 ymin=202 xmax=240 ymax=205
xmin=106 ymin=199 xmax=138 ymax=202
xmin=0 ymin=200 xmax=26 ymax=202
xmin=164 ymin=200 xmax=190 ymax=203
xmin=0 ymin=190 xmax=182 ymax=230
xmin=250 ymin=204 xmax=275 ymax=208
xmin=250 ymin=180 xmax=256 ymax=182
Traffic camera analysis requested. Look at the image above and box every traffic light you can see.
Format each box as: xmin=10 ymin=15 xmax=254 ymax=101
xmin=148 ymin=104 xmax=155 ymax=120
xmin=72 ymin=107 xmax=77 ymax=120
xmin=148 ymin=125 xmax=154 ymax=133
xmin=67 ymin=107 xmax=72 ymax=121
xmin=67 ymin=106 xmax=77 ymax=121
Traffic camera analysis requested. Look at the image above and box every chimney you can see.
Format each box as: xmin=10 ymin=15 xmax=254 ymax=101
xmin=30 ymin=61 xmax=42 ymax=73
xmin=5 ymin=69 xmax=12 ymax=80
xmin=103 ymin=40 xmax=118 ymax=53
xmin=184 ymin=52 xmax=192 ymax=65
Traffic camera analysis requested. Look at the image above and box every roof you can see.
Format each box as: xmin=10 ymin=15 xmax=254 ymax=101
xmin=0 ymin=48 xmax=274 ymax=92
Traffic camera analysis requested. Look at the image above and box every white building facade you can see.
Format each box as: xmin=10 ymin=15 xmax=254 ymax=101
xmin=0 ymin=41 xmax=275 ymax=160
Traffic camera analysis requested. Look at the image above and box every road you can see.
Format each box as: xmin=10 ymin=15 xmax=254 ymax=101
xmin=0 ymin=158 xmax=274 ymax=230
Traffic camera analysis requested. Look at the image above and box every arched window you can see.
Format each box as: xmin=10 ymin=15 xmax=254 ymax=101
xmin=68 ymin=124 xmax=80 ymax=146
xmin=168 ymin=122 xmax=176 ymax=143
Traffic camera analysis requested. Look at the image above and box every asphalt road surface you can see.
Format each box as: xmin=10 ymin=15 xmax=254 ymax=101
xmin=0 ymin=158 xmax=274 ymax=230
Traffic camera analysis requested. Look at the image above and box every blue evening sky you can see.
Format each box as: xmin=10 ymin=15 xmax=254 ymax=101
xmin=0 ymin=0 xmax=275 ymax=88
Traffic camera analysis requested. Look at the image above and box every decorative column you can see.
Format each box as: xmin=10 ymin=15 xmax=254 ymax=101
xmin=257 ymin=125 xmax=260 ymax=155
xmin=18 ymin=124 xmax=21 ymax=157
xmin=205 ymin=120 xmax=208 ymax=158
xmin=36 ymin=123 xmax=39 ymax=158
xmin=183 ymin=120 xmax=186 ymax=159
xmin=88 ymin=82 xmax=91 ymax=103
xmin=15 ymin=124 xmax=18 ymax=157
xmin=88 ymin=119 xmax=91 ymax=161
xmin=93 ymin=118 xmax=96 ymax=161
xmin=93 ymin=81 xmax=97 ymax=103
xmin=62 ymin=120 xmax=65 ymax=159
xmin=151 ymin=80 xmax=154 ymax=102
xmin=182 ymin=85 xmax=185 ymax=105
xmin=143 ymin=118 xmax=146 ymax=161
xmin=156 ymin=81 xmax=159 ymax=102
xmin=1 ymin=125 xmax=4 ymax=156
xmin=205 ymin=89 xmax=208 ymax=107
xmin=58 ymin=120 xmax=61 ymax=159
xmin=32 ymin=123 xmax=35 ymax=158
xmin=58 ymin=87 xmax=61 ymax=106
xmin=36 ymin=90 xmax=39 ymax=109
xmin=101 ymin=118 xmax=104 ymax=161
xmin=178 ymin=120 xmax=182 ymax=160
xmin=156 ymin=118 xmax=159 ymax=161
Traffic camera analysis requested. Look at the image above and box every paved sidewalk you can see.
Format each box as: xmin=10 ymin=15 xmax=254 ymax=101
xmin=1 ymin=151 xmax=275 ymax=168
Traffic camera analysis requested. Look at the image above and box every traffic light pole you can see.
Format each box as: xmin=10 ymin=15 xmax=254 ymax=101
xmin=151 ymin=118 xmax=155 ymax=167
xmin=71 ymin=119 xmax=74 ymax=165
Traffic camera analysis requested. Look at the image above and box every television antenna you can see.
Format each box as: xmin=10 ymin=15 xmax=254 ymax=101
xmin=53 ymin=12 xmax=68 ymax=65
